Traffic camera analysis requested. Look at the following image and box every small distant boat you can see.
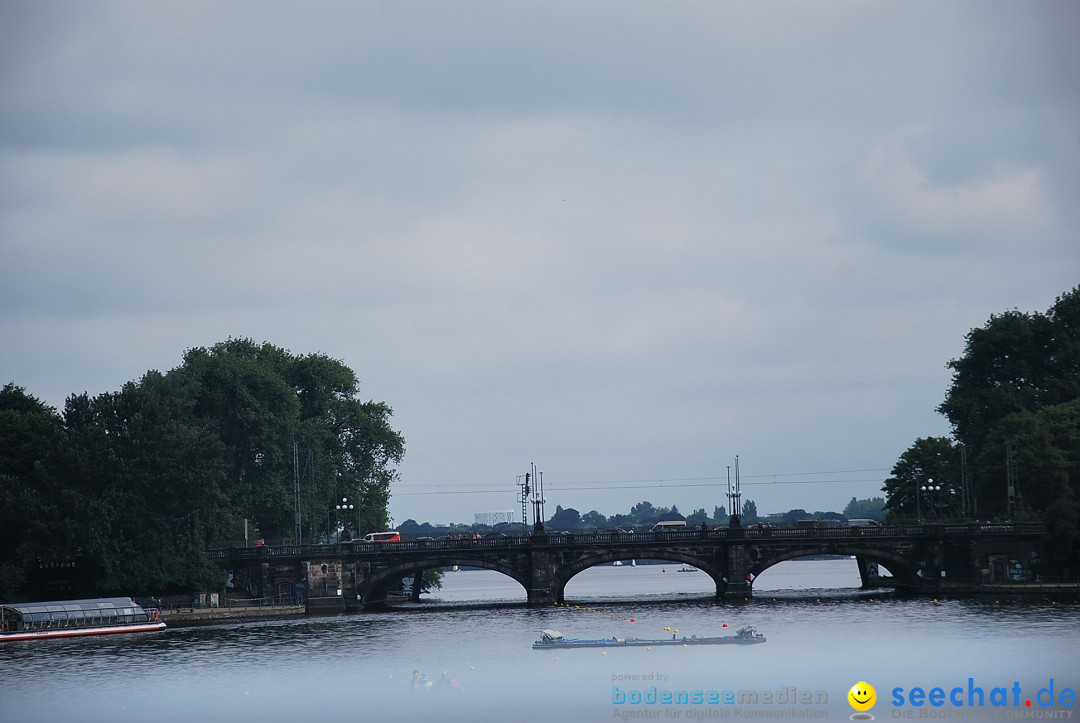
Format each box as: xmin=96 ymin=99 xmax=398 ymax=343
xmin=676 ymin=567 xmax=698 ymax=573
xmin=612 ymin=561 xmax=623 ymax=566
xmin=1 ymin=597 xmax=165 ymax=642
xmin=533 ymin=626 xmax=766 ymax=649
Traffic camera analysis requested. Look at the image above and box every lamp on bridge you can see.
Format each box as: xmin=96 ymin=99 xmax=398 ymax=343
xmin=336 ymin=497 xmax=356 ymax=541
xmin=918 ymin=480 xmax=941 ymax=523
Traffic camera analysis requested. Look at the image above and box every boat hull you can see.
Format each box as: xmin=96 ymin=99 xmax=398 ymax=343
xmin=1 ymin=621 xmax=166 ymax=642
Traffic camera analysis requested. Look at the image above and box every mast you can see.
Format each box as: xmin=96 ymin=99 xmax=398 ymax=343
xmin=726 ymin=456 xmax=742 ymax=527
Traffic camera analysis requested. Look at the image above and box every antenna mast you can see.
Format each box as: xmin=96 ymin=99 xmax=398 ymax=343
xmin=726 ymin=456 xmax=743 ymax=527
xmin=530 ymin=461 xmax=546 ymax=532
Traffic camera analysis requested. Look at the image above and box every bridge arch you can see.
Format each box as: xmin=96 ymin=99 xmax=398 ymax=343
xmin=557 ymin=550 xmax=724 ymax=602
xmin=358 ymin=556 xmax=530 ymax=607
xmin=748 ymin=545 xmax=921 ymax=590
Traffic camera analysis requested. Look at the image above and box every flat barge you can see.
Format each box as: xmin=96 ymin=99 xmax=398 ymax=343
xmin=533 ymin=625 xmax=766 ymax=649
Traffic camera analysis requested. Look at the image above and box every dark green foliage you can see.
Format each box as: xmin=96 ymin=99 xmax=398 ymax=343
xmin=580 ymin=510 xmax=608 ymax=529
xmin=0 ymin=341 xmax=404 ymax=600
xmin=548 ymin=505 xmax=581 ymax=530
xmin=685 ymin=508 xmax=709 ymax=527
xmin=842 ymin=496 xmax=885 ymax=521
xmin=888 ymin=286 xmax=1080 ymax=564
xmin=0 ymin=384 xmax=63 ymax=600
xmin=882 ymin=437 xmax=962 ymax=522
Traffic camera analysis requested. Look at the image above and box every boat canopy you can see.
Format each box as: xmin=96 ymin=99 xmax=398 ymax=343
xmin=540 ymin=629 xmax=564 ymax=641
xmin=1 ymin=597 xmax=147 ymax=626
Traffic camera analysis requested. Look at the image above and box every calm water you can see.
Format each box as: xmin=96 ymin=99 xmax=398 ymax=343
xmin=2 ymin=559 xmax=1078 ymax=722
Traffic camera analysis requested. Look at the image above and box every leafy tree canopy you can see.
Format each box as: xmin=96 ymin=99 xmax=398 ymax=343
xmin=0 ymin=340 xmax=404 ymax=600
xmin=843 ymin=496 xmax=885 ymax=521
xmin=886 ymin=286 xmax=1080 ymax=563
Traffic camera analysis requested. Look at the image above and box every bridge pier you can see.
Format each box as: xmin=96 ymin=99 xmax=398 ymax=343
xmin=306 ymin=560 xmax=347 ymax=614
xmin=721 ymin=533 xmax=755 ymax=599
xmin=528 ymin=540 xmax=560 ymax=605
xmin=410 ymin=569 xmax=423 ymax=602
xmin=855 ymin=556 xmax=875 ymax=588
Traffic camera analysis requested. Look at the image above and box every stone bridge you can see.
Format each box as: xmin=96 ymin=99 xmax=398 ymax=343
xmin=208 ymin=522 xmax=1044 ymax=613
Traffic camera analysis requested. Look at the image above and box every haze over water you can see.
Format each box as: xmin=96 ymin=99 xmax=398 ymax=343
xmin=2 ymin=560 xmax=1078 ymax=722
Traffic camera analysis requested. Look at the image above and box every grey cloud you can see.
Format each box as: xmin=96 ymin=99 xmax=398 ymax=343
xmin=2 ymin=1 xmax=1078 ymax=524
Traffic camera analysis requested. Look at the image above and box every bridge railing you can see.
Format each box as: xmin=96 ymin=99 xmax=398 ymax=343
xmin=207 ymin=522 xmax=1044 ymax=560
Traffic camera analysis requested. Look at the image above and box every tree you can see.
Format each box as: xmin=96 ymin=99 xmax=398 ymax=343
xmin=713 ymin=505 xmax=727 ymax=521
xmin=581 ymin=510 xmax=608 ymax=529
xmin=882 ymin=437 xmax=961 ymax=522
xmin=49 ymin=373 xmax=230 ymax=594
xmin=548 ymin=505 xmax=581 ymax=530
xmin=940 ymin=288 xmax=1080 ymax=451
xmin=843 ymin=497 xmax=886 ymax=521
xmin=0 ymin=384 xmax=62 ymax=600
xmin=780 ymin=509 xmax=809 ymax=525
xmin=1 ymin=339 xmax=406 ymax=600
xmin=174 ymin=339 xmax=404 ymax=541
xmin=741 ymin=500 xmax=758 ymax=523
xmin=936 ymin=288 xmax=1080 ymax=523
xmin=656 ymin=505 xmax=685 ymax=522
xmin=686 ymin=508 xmax=709 ymax=527
xmin=629 ymin=501 xmax=658 ymax=526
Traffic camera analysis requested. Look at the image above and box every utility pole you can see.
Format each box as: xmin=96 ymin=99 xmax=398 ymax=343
xmin=1002 ymin=440 xmax=1010 ymax=518
xmin=959 ymin=443 xmax=970 ymax=519
xmin=293 ymin=440 xmax=302 ymax=544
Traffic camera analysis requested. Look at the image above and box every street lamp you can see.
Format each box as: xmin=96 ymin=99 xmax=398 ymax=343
xmin=335 ymin=497 xmax=356 ymax=541
xmin=919 ymin=480 xmax=942 ymax=522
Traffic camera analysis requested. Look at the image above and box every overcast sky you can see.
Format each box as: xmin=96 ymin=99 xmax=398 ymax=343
xmin=2 ymin=2 xmax=1078 ymax=527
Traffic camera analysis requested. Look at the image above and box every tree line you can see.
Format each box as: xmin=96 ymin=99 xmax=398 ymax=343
xmin=881 ymin=286 xmax=1080 ymax=569
xmin=0 ymin=339 xmax=404 ymax=602
xmin=398 ymin=495 xmax=885 ymax=536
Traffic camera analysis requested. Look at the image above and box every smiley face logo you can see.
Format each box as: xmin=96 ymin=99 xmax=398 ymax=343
xmin=848 ymin=681 xmax=876 ymax=712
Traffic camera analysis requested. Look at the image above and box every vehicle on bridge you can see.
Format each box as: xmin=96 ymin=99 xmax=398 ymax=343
xmin=533 ymin=625 xmax=766 ymax=649
xmin=650 ymin=521 xmax=687 ymax=532
xmin=362 ymin=531 xmax=401 ymax=543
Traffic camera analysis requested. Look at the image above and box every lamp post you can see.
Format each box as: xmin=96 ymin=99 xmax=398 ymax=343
xmin=335 ymin=497 xmax=355 ymax=541
xmin=919 ymin=480 xmax=941 ymax=522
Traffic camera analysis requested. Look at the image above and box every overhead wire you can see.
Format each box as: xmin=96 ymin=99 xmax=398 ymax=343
xmin=393 ymin=468 xmax=890 ymax=496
